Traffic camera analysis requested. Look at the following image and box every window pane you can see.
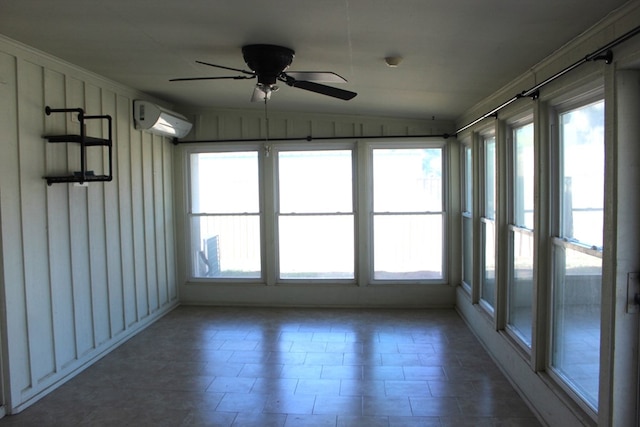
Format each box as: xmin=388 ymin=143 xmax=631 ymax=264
xmin=190 ymin=150 xmax=262 ymax=279
xmin=514 ymin=124 xmax=534 ymax=229
xmin=279 ymin=150 xmax=353 ymax=213
xmin=373 ymin=148 xmax=442 ymax=212
xmin=279 ymin=215 xmax=354 ymax=279
xmin=484 ymin=137 xmax=496 ymax=219
xmin=560 ymin=101 xmax=604 ymax=247
xmin=191 ymin=215 xmax=261 ymax=278
xmin=552 ymin=245 xmax=601 ymax=409
xmin=373 ymin=214 xmax=443 ymax=280
xmin=277 ymin=149 xmax=355 ymax=280
xmin=481 ymin=220 xmax=495 ymax=308
xmin=508 ymin=230 xmax=534 ymax=345
xmin=191 ymin=152 xmax=259 ymax=214
xmin=463 ymin=145 xmax=473 ymax=213
xmin=462 ymin=215 xmax=473 ymax=287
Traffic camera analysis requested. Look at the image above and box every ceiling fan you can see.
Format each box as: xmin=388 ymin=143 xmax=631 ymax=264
xmin=171 ymin=44 xmax=357 ymax=102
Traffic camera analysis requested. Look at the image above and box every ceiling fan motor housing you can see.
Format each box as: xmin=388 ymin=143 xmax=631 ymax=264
xmin=242 ymin=44 xmax=295 ymax=85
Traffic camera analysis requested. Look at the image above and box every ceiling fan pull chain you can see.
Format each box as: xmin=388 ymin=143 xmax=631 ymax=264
xmin=264 ymin=97 xmax=270 ymax=146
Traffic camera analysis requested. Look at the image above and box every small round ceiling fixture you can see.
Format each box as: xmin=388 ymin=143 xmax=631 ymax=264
xmin=385 ymin=56 xmax=403 ymax=67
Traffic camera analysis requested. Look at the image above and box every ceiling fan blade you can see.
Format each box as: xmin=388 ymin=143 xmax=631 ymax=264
xmin=169 ymin=75 xmax=255 ymax=82
xmin=285 ymin=71 xmax=347 ymax=83
xmin=288 ymin=80 xmax=357 ymax=100
xmin=196 ymin=60 xmax=254 ymax=75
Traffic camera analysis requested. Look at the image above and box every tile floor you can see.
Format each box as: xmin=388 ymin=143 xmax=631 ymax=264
xmin=0 ymin=306 xmax=542 ymax=426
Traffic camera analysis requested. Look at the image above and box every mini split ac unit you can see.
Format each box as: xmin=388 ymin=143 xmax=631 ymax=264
xmin=133 ymin=100 xmax=193 ymax=138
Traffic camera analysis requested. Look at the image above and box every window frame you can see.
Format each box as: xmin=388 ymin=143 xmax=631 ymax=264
xmin=547 ymin=89 xmax=605 ymax=415
xmin=367 ymin=139 xmax=448 ymax=285
xmin=461 ymin=138 xmax=474 ymax=292
xmin=504 ymin=115 xmax=535 ymax=350
xmin=273 ymin=143 xmax=358 ymax=284
xmin=479 ymin=131 xmax=497 ymax=314
xmin=184 ymin=138 xmax=450 ymax=287
xmin=186 ymin=144 xmax=265 ymax=282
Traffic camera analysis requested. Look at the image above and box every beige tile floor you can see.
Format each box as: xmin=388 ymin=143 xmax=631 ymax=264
xmin=0 ymin=307 xmax=542 ymax=426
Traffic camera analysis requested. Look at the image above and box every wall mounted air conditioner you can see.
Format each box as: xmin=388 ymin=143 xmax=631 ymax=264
xmin=133 ymin=100 xmax=193 ymax=138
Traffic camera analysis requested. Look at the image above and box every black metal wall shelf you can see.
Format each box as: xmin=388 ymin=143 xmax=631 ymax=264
xmin=43 ymin=106 xmax=113 ymax=185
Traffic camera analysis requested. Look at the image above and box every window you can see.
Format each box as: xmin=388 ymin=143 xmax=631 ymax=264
xmin=277 ymin=149 xmax=355 ymax=279
xmin=372 ymin=147 xmax=444 ymax=280
xmin=550 ymin=99 xmax=604 ymax=411
xmin=507 ymin=122 xmax=534 ymax=346
xmin=481 ymin=135 xmax=496 ymax=310
xmin=462 ymin=143 xmax=473 ymax=288
xmin=190 ymin=151 xmax=261 ymax=278
xmin=187 ymin=141 xmax=448 ymax=285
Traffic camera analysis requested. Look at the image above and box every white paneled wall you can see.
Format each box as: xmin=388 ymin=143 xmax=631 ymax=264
xmin=180 ymin=106 xmax=453 ymax=142
xmin=0 ymin=36 xmax=178 ymax=413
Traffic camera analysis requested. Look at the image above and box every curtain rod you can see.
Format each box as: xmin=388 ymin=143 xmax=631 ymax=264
xmin=455 ymin=24 xmax=640 ymax=135
xmin=173 ymin=133 xmax=451 ymax=145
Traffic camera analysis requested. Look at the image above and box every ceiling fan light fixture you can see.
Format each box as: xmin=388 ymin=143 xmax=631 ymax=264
xmin=252 ymin=83 xmax=280 ymax=102
xmin=257 ymin=83 xmax=279 ymax=94
xmin=173 ymin=44 xmax=357 ymax=101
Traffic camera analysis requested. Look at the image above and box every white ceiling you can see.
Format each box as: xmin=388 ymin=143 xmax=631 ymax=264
xmin=0 ymin=0 xmax=629 ymax=120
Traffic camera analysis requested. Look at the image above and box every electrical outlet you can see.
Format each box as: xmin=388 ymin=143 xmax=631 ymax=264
xmin=626 ymin=272 xmax=640 ymax=314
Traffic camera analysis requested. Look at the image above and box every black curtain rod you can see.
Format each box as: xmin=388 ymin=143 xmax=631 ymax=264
xmin=173 ymin=133 xmax=451 ymax=145
xmin=455 ymin=24 xmax=640 ymax=135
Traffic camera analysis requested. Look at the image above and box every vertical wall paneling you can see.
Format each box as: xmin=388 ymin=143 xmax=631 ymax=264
xmin=153 ymin=137 xmax=168 ymax=306
xmin=0 ymin=53 xmax=30 ymax=405
xmin=130 ymin=126 xmax=148 ymax=320
xmin=101 ymin=90 xmax=124 ymax=338
xmin=85 ymin=84 xmax=110 ymax=347
xmin=334 ymin=121 xmax=357 ymax=138
xmin=268 ymin=115 xmax=286 ymax=138
xmin=142 ymin=133 xmax=158 ymax=313
xmin=17 ymin=60 xmax=56 ymax=387
xmin=43 ymin=70 xmax=68 ymax=174
xmin=240 ymin=116 xmax=248 ymax=139
xmin=0 ymin=55 xmax=31 ymax=400
xmin=65 ymin=76 xmax=94 ymax=357
xmin=225 ymin=116 xmax=242 ymax=140
xmin=163 ymin=141 xmax=177 ymax=302
xmin=116 ymin=95 xmax=136 ymax=328
xmin=44 ymin=69 xmax=76 ymax=371
xmin=0 ymin=36 xmax=178 ymax=413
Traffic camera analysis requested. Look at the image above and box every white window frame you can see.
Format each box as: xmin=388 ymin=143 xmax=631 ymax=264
xmin=367 ymin=139 xmax=448 ymax=285
xmin=186 ymin=143 xmax=265 ymax=282
xmin=184 ymin=138 xmax=450 ymax=287
xmin=273 ymin=142 xmax=358 ymax=284
xmin=547 ymin=89 xmax=605 ymax=416
xmin=504 ymin=114 xmax=535 ymax=350
xmin=461 ymin=139 xmax=473 ymax=293
xmin=479 ymin=131 xmax=497 ymax=314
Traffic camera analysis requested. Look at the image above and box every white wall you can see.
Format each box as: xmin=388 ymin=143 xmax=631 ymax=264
xmin=0 ymin=36 xmax=178 ymax=413
xmin=173 ymin=107 xmax=458 ymax=308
